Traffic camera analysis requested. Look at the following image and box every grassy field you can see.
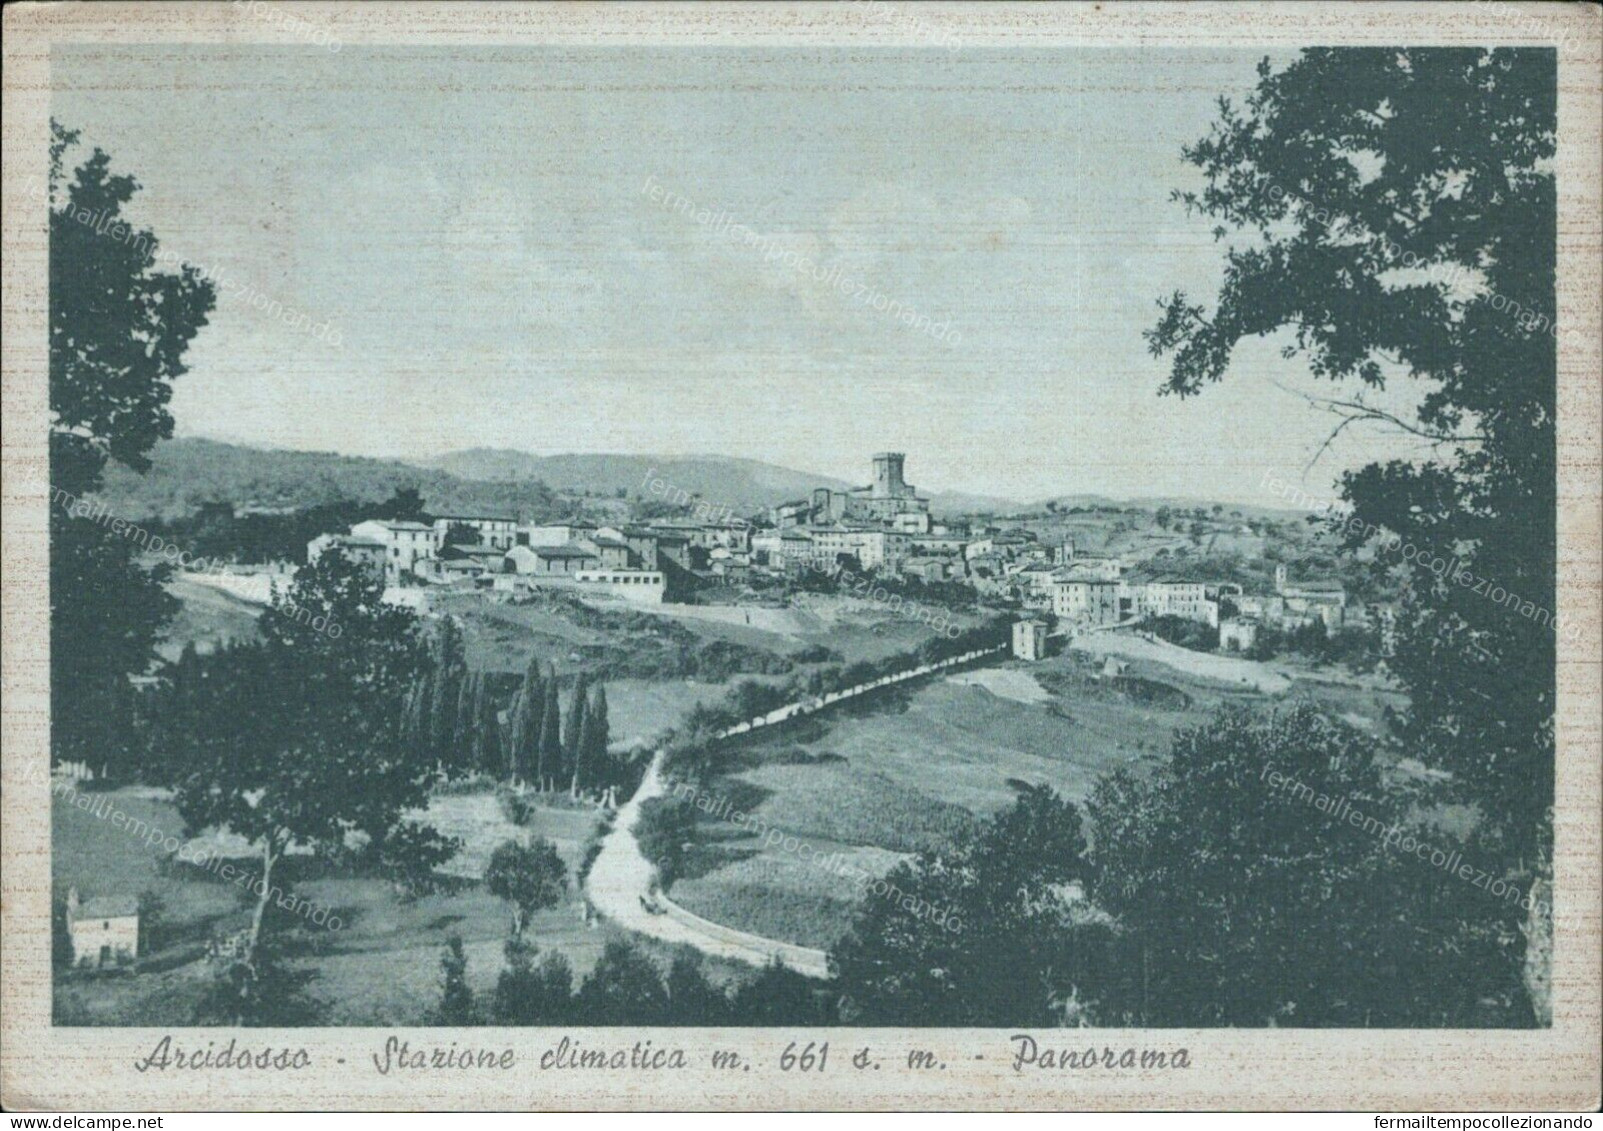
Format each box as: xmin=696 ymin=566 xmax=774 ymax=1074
xmin=665 ymin=640 xmax=1414 ymax=952
xmin=666 ymin=653 xmax=1234 ymax=948
xmin=52 ymin=783 xmax=609 ymax=1026
xmin=671 ymin=837 xmax=908 ymax=951
xmin=779 ymin=592 xmax=990 ymax=664
xmin=1279 ymin=670 xmax=1410 ymax=739
xmin=739 ymin=662 xmax=1196 ymax=814
xmin=604 ymin=678 xmax=737 ymax=749
xmin=52 ymin=787 xmax=244 ymax=936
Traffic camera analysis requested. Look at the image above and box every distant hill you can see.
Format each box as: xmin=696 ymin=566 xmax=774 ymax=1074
xmin=95 ymin=438 xmax=564 ymax=521
xmin=93 ymin=438 xmax=1020 ymax=521
xmin=424 ymin=448 xmax=1017 ymax=516
xmin=423 ymin=449 xmax=850 ymax=511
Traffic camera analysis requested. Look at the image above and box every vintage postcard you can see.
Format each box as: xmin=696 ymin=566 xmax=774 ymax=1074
xmin=2 ymin=0 xmax=1599 ymax=1114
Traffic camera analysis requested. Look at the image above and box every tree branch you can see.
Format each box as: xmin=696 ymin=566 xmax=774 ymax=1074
xmin=1272 ymin=381 xmax=1488 ymax=472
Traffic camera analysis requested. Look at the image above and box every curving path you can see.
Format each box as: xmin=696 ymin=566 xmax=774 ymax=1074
xmin=585 ymin=751 xmax=832 ymax=978
xmin=584 ymin=644 xmax=1007 ymax=979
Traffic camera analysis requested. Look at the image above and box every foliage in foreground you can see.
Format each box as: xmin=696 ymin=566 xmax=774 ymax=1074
xmin=831 ymin=706 xmax=1534 ymax=1028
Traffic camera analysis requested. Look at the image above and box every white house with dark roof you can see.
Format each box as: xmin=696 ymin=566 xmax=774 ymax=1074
xmin=1051 ymin=577 xmax=1125 ymax=627
xmin=351 ymin=519 xmax=439 ymax=582
xmin=520 ymin=544 xmax=600 ymax=575
xmin=1012 ymin=618 xmax=1049 ymax=661
xmin=1220 ymin=616 xmax=1260 ymax=652
xmin=65 ymin=887 xmax=138 ymax=969
xmin=579 ymin=533 xmax=634 ymax=570
xmin=1129 ymin=578 xmax=1219 ymax=627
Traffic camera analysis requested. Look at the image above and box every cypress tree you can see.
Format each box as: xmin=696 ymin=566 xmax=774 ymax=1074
xmin=453 ymin=671 xmax=477 ymax=776
xmin=571 ymin=700 xmax=592 ymax=796
xmin=433 ymin=934 xmax=476 ymax=1025
xmin=473 ymin=674 xmax=503 ymax=777
xmin=428 ymin=617 xmax=467 ymax=768
xmin=402 ymin=667 xmax=430 ymax=764
xmin=537 ymin=669 xmax=561 ymax=791
xmin=587 ymin=683 xmax=611 ymax=790
xmin=508 ymin=653 xmax=544 ymax=784
xmin=562 ymin=672 xmax=589 ymax=794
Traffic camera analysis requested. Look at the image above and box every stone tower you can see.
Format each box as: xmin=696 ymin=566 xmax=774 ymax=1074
xmin=871 ymin=452 xmax=907 ymax=498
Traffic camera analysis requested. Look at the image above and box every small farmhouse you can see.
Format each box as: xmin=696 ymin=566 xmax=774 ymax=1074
xmin=66 ymin=887 xmax=138 ymax=969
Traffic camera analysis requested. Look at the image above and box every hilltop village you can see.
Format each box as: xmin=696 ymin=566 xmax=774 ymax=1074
xmin=299 ymin=451 xmax=1387 ymax=657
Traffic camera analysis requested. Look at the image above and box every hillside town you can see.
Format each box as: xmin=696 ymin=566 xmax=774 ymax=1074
xmin=48 ymin=428 xmax=1423 ymax=1040
xmin=299 ymin=451 xmax=1389 ymax=660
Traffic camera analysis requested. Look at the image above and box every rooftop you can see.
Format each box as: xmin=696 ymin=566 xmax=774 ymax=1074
xmin=534 ymin=545 xmax=600 ymax=559
xmin=72 ymin=895 xmax=139 ymax=920
xmin=442 ymin=542 xmax=504 ymax=556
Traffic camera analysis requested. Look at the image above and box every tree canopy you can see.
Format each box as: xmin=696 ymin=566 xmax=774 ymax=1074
xmin=1145 ymin=48 xmax=1556 ymax=860
xmin=169 ymin=550 xmax=455 ymax=1017
xmin=484 ymin=837 xmax=567 ymax=941
xmin=1088 ymin=706 xmax=1529 ymax=1026
xmin=832 ymin=784 xmax=1097 ymax=1026
xmin=48 ymin=121 xmax=216 ymax=771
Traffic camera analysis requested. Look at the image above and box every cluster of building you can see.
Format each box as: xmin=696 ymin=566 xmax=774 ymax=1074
xmin=1216 ymin=565 xmax=1350 ymax=648
xmin=1044 ymin=558 xmax=1369 ymax=650
xmin=301 ymin=453 xmax=1380 ymax=651
xmin=308 ymin=514 xmax=680 ymax=605
xmin=1218 ymin=565 xmax=1398 ymax=653
xmin=763 ymin=452 xmax=1033 ymax=582
xmin=760 ymin=455 xmax=1375 ymax=653
xmin=762 ymin=456 xmax=1370 ymax=653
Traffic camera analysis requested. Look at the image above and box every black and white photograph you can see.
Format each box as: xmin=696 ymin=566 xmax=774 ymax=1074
xmin=2 ymin=0 xmax=1598 ymax=1115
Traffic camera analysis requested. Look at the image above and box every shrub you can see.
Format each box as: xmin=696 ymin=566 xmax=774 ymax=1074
xmin=493 ymin=938 xmax=572 ymax=1024
xmin=635 ymin=796 xmax=698 ymax=889
xmin=496 ymin=786 xmax=537 ymax=827
xmin=574 ymin=940 xmax=668 ymax=1024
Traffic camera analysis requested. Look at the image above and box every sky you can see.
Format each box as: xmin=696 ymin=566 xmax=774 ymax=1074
xmin=51 ymin=42 xmax=1432 ymax=507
